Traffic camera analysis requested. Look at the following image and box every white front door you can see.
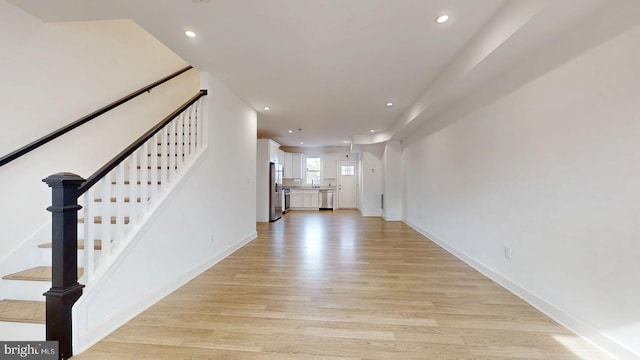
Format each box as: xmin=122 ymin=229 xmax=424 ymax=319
xmin=337 ymin=161 xmax=357 ymax=209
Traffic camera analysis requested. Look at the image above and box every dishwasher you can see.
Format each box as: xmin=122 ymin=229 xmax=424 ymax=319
xmin=319 ymin=189 xmax=334 ymax=210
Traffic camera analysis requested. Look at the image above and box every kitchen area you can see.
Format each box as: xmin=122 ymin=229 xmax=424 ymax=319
xmin=256 ymin=139 xmax=356 ymax=222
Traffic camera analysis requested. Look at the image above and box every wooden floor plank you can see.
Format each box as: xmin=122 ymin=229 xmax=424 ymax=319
xmin=74 ymin=210 xmax=611 ymax=359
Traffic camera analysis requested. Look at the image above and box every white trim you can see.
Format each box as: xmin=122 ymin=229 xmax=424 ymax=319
xmin=359 ymin=210 xmax=380 ymax=217
xmin=403 ymin=218 xmax=635 ymax=360
xmin=382 ymin=215 xmax=402 ymax=222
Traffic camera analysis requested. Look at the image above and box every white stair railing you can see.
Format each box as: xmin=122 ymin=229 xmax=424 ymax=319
xmin=77 ymin=92 xmax=206 ymax=283
xmin=40 ymin=75 xmax=202 ymax=360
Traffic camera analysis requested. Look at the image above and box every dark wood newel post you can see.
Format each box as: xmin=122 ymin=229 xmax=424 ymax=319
xmin=42 ymin=172 xmax=86 ymax=360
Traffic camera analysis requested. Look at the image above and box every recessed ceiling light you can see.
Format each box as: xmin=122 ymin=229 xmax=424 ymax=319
xmin=185 ymin=30 xmax=197 ymax=38
xmin=300 ymin=142 xmax=304 ymax=145
xmin=344 ymin=140 xmax=350 ymax=144
xmin=288 ymin=130 xmax=293 ymax=134
xmin=386 ymin=102 xmax=393 ymax=107
xmin=264 ymin=106 xmax=270 ymax=111
xmin=436 ymin=15 xmax=449 ymax=24
xmin=370 ymin=129 xmax=375 ymax=133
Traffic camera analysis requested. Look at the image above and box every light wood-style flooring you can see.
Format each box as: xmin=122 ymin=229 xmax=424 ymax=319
xmin=75 ymin=210 xmax=611 ymax=359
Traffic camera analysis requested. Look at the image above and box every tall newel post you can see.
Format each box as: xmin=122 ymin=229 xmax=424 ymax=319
xmin=42 ymin=172 xmax=86 ymax=360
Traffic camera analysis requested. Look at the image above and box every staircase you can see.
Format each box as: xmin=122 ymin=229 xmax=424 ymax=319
xmin=0 ymin=91 xmax=206 ymax=347
xmin=0 ymin=166 xmax=161 ymax=339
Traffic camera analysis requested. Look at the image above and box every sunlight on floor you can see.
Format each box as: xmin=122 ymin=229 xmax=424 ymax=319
xmin=553 ymin=334 xmax=612 ymax=360
xmin=302 ymin=216 xmax=325 ymax=274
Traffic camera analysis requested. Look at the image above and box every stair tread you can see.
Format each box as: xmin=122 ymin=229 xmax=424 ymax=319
xmin=0 ymin=300 xmax=45 ymax=324
xmin=2 ymin=266 xmax=84 ymax=282
xmin=78 ymin=216 xmax=130 ymax=225
xmin=111 ymin=180 xmax=161 ymax=185
xmin=38 ymin=240 xmax=102 ymax=250
xmin=94 ymin=197 xmax=143 ymax=203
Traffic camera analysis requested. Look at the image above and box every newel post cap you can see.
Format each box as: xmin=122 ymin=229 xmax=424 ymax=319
xmin=42 ymin=172 xmax=86 ymax=187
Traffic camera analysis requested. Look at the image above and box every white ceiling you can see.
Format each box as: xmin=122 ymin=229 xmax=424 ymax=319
xmin=9 ymin=0 xmax=619 ymax=148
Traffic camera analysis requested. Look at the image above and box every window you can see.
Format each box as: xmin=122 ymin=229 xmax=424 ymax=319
xmin=341 ymin=165 xmax=355 ymax=176
xmin=306 ymin=157 xmax=321 ymax=184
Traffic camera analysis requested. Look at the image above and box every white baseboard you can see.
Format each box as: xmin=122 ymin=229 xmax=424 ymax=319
xmin=382 ymin=215 xmax=402 ymax=221
xmin=74 ymin=231 xmax=257 ymax=354
xmin=403 ymin=218 xmax=637 ymax=360
xmin=360 ymin=210 xmax=381 ymax=217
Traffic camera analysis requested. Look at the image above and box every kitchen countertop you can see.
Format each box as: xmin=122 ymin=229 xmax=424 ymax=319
xmin=286 ymin=186 xmax=335 ymax=190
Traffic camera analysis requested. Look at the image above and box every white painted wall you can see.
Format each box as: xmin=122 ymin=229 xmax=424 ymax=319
xmin=0 ymin=0 xmax=195 ymax=292
xmin=402 ymin=23 xmax=640 ymax=359
xmin=381 ymin=141 xmax=402 ymax=221
xmin=358 ymin=145 xmax=383 ymax=217
xmin=74 ymin=74 xmax=257 ymax=352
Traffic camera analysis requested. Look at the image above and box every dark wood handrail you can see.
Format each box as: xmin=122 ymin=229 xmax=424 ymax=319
xmin=0 ymin=65 xmax=193 ymax=167
xmin=78 ymin=89 xmax=207 ymax=195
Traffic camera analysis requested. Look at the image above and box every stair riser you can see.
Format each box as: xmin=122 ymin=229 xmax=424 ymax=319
xmin=120 ymin=168 xmax=168 ymax=181
xmin=0 ymin=322 xmax=44 ymax=341
xmin=78 ymin=223 xmax=131 ymax=235
xmin=81 ymin=205 xmax=139 ymax=217
xmin=3 ymin=280 xmax=50 ymax=302
xmin=83 ymin=185 xmax=161 ymax=197
xmin=39 ymin=248 xmax=101 ymax=267
xmin=109 ymin=183 xmax=163 ymax=195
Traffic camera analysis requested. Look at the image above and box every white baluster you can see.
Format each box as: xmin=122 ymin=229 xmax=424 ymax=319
xmin=140 ymin=142 xmax=149 ymax=213
xmin=142 ymin=141 xmax=151 ymax=211
xmin=177 ymin=114 xmax=184 ymax=172
xmin=192 ymin=101 xmax=198 ymax=152
xmin=83 ymin=189 xmax=94 ymax=282
xmin=115 ymin=164 xmax=125 ymax=249
xmin=151 ymin=134 xmax=159 ymax=201
xmin=169 ymin=119 xmax=176 ymax=183
xmin=128 ymin=151 xmax=138 ymax=229
xmin=101 ymin=176 xmax=112 ymax=265
xmin=185 ymin=105 xmax=193 ymax=157
xmin=161 ymin=126 xmax=168 ymax=189
xmin=197 ymin=98 xmax=204 ymax=148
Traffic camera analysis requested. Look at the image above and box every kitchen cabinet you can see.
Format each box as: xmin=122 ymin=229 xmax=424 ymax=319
xmin=281 ymin=151 xmax=303 ymax=179
xmin=258 ymin=139 xmax=281 ymax=164
xmin=322 ymin=153 xmax=337 ymax=179
xmin=290 ymin=189 xmax=318 ymax=209
xmin=292 ymin=153 xmax=304 ymax=179
xmin=269 ymin=140 xmax=280 ymax=164
xmin=303 ymin=190 xmax=319 ymax=208
xmin=283 ymin=153 xmax=293 ymax=179
xmin=278 ymin=150 xmax=285 ymax=166
xmin=290 ymin=189 xmax=303 ymax=208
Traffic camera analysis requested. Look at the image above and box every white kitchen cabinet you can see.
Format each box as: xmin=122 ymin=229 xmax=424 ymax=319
xmin=290 ymin=189 xmax=303 ymax=208
xmin=269 ymin=140 xmax=280 ymax=163
xmin=292 ymin=153 xmax=304 ymax=179
xmin=290 ymin=189 xmax=318 ymax=209
xmin=258 ymin=138 xmax=281 ymax=164
xmin=303 ymin=190 xmax=319 ymax=208
xmin=322 ymin=153 xmax=337 ymax=179
xmin=278 ymin=150 xmax=285 ymax=166
xmin=283 ymin=153 xmax=293 ymax=179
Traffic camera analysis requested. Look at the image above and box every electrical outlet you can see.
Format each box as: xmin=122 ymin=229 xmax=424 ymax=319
xmin=210 ymin=234 xmax=215 ymax=244
xmin=504 ymin=246 xmax=512 ymax=260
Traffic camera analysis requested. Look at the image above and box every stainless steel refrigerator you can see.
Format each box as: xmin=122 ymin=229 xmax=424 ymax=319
xmin=269 ymin=162 xmax=283 ymax=221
